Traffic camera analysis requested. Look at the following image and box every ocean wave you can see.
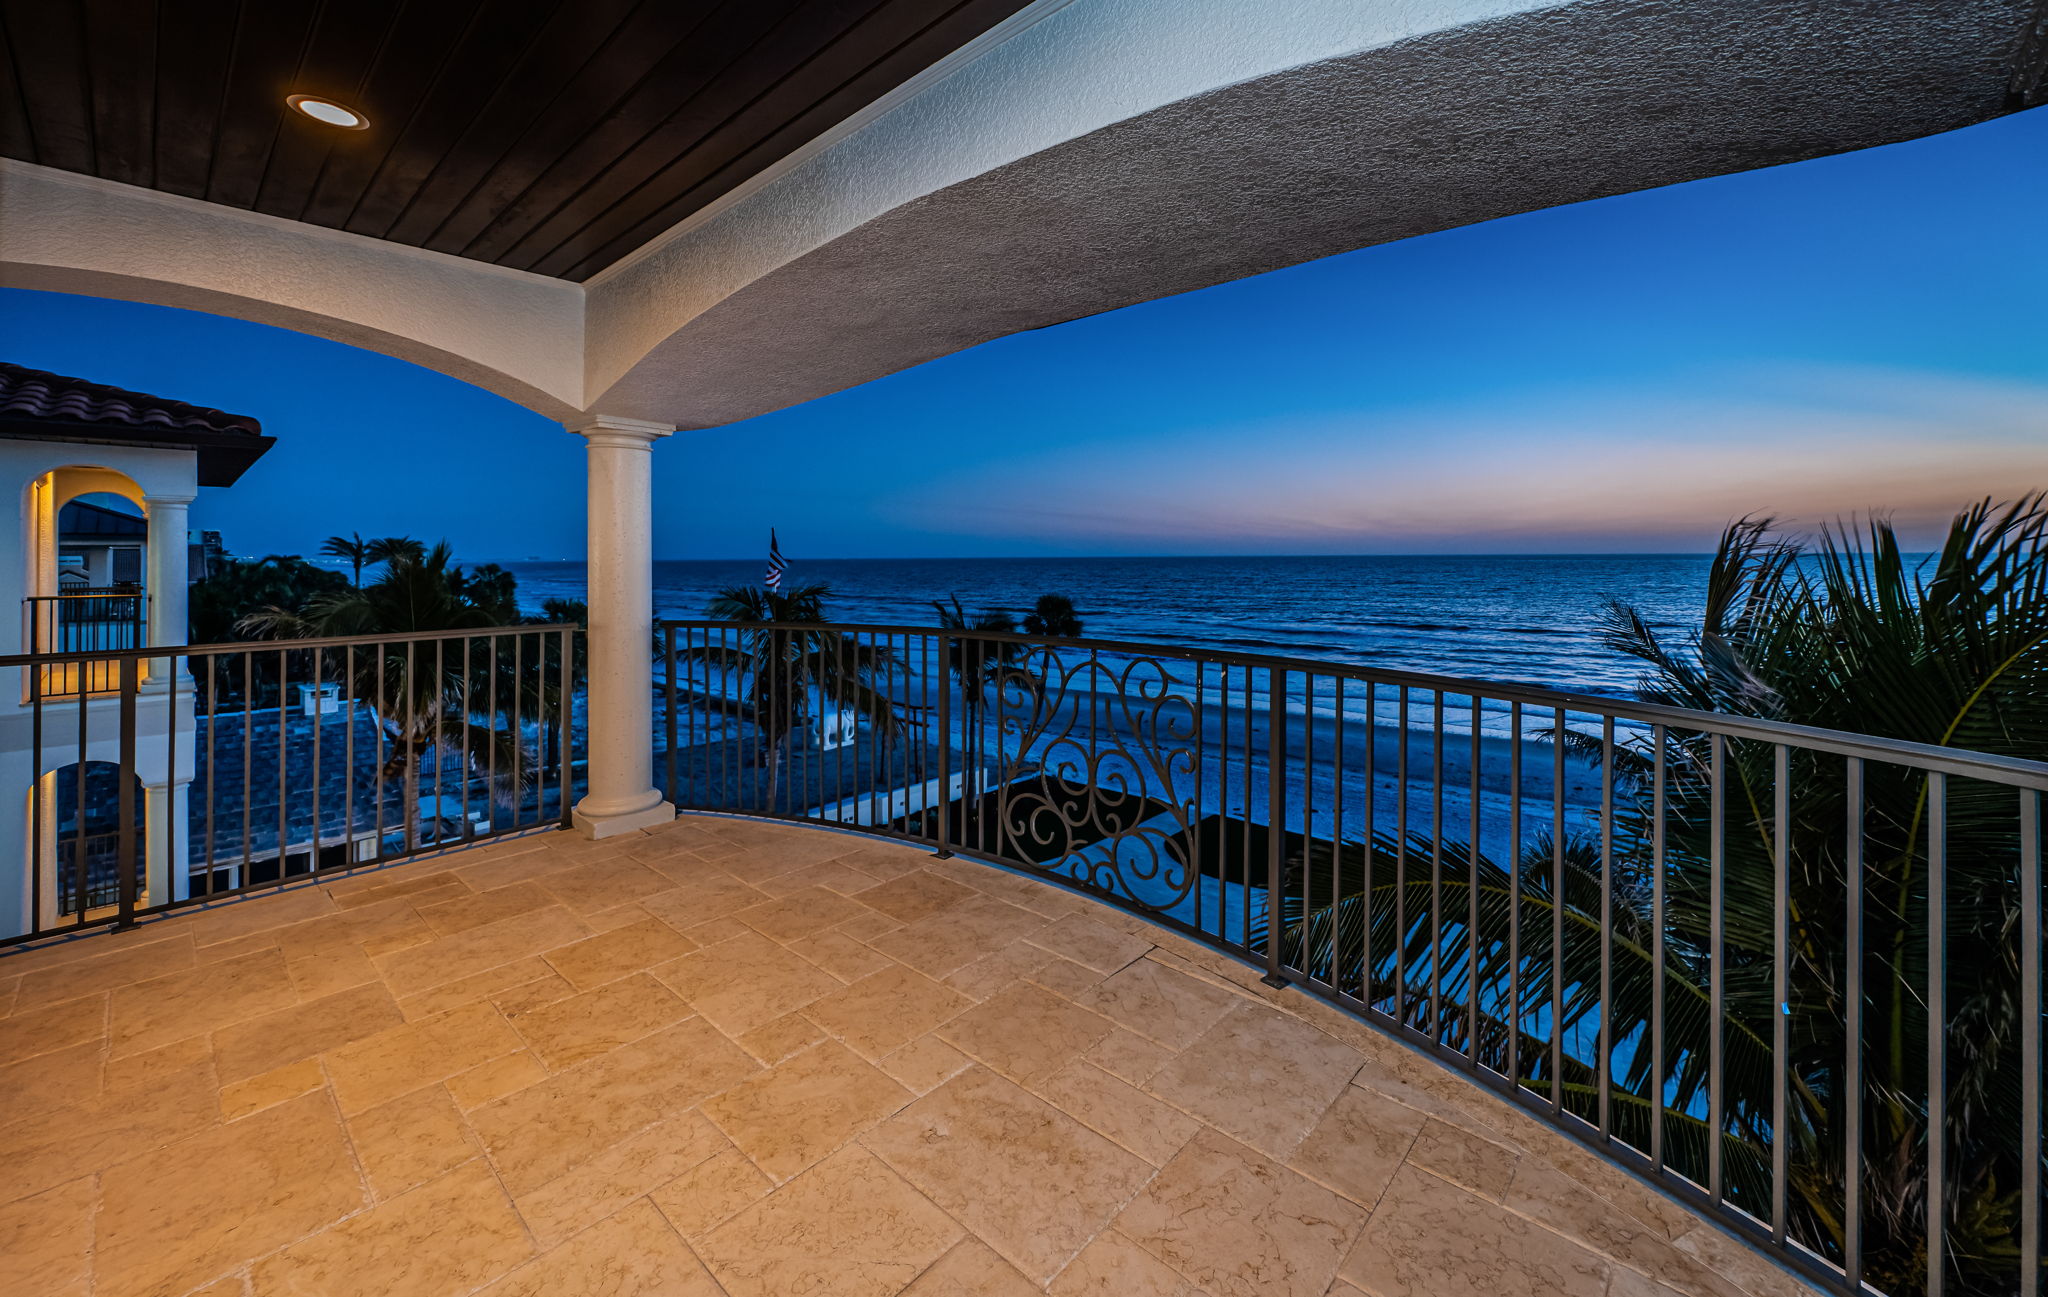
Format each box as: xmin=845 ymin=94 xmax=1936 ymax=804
xmin=1212 ymin=636 xmax=1352 ymax=653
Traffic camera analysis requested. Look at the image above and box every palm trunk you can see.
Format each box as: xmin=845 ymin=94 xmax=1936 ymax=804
xmin=766 ymin=728 xmax=788 ymax=813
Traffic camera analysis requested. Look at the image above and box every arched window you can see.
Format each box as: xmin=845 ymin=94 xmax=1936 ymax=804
xmin=46 ymin=761 xmax=146 ymax=917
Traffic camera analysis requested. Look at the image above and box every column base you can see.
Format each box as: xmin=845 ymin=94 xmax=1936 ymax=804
xmin=571 ymin=797 xmax=676 ymax=840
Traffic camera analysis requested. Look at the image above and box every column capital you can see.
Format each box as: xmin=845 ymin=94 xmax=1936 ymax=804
xmin=567 ymin=414 xmax=676 ymax=445
xmin=143 ymin=492 xmax=198 ymax=508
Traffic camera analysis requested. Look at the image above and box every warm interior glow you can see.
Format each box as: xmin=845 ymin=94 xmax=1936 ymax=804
xmin=286 ymin=95 xmax=366 ymax=129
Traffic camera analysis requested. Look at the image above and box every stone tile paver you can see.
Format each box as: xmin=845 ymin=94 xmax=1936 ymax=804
xmin=699 ymin=1146 xmax=962 ymax=1297
xmin=1116 ymin=1127 xmax=1363 ymax=1297
xmin=864 ymin=1067 xmax=1152 ymax=1283
xmin=0 ymin=816 xmax=1797 ymax=1297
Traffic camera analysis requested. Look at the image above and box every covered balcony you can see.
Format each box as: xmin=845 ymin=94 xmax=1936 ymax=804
xmin=2 ymin=2 xmax=2045 ymax=1296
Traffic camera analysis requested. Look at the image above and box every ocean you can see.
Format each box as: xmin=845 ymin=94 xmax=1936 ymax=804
xmin=500 ymin=554 xmax=1716 ymax=700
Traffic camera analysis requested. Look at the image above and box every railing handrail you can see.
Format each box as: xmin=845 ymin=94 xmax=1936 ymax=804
xmin=28 ymin=586 xmax=146 ymax=599
xmin=0 ymin=622 xmax=586 ymax=670
xmin=660 ymin=617 xmax=2048 ymax=789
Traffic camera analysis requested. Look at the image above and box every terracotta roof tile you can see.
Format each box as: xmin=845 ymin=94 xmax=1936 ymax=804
xmin=0 ymin=360 xmax=263 ymax=438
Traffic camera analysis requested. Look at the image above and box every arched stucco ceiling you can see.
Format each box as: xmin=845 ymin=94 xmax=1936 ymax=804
xmin=582 ymin=0 xmax=2038 ymax=428
xmin=0 ymin=163 xmax=588 ymax=422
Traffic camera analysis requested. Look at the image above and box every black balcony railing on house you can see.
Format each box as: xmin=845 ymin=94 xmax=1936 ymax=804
xmin=23 ymin=587 xmax=149 ymax=693
xmin=3 ymin=625 xmax=583 ymax=945
xmin=659 ymin=618 xmax=2048 ymax=1297
xmin=24 ymin=586 xmax=148 ymax=652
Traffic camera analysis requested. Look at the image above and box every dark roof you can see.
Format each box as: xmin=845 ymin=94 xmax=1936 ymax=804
xmin=0 ymin=361 xmax=275 ymax=487
xmin=59 ymin=499 xmax=147 ymax=538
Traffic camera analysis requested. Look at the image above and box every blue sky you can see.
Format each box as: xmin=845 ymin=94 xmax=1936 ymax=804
xmin=3 ymin=106 xmax=2044 ymax=562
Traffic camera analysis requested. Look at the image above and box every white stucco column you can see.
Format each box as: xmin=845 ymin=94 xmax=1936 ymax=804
xmin=142 ymin=492 xmax=193 ymax=692
xmin=569 ymin=415 xmax=675 ymax=838
xmin=148 ymin=778 xmax=191 ymax=902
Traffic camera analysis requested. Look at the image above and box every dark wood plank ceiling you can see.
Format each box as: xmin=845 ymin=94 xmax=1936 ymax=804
xmin=0 ymin=0 xmax=1035 ymax=281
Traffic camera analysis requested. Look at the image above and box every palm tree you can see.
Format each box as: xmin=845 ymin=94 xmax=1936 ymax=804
xmin=694 ymin=583 xmax=901 ymax=811
xmin=1265 ymin=498 xmax=2048 ymax=1295
xmin=364 ymin=535 xmax=426 ymax=571
xmin=1595 ymin=500 xmax=2048 ymax=1294
xmin=239 ymin=542 xmax=540 ymax=847
xmin=932 ymin=596 xmax=1022 ymax=734
xmin=1022 ymin=593 xmax=1084 ymax=638
xmin=189 ymin=553 xmax=349 ymax=646
xmin=319 ymin=532 xmax=371 ymax=586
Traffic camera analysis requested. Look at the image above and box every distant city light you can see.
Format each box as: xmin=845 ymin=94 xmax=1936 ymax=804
xmin=286 ymin=96 xmax=367 ymax=130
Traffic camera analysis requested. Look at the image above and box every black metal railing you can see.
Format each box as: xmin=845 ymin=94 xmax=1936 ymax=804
xmin=25 ymin=586 xmax=148 ymax=652
xmin=2 ymin=625 xmax=583 ymax=945
xmin=24 ymin=588 xmax=149 ymax=692
xmin=659 ymin=618 xmax=2048 ymax=1297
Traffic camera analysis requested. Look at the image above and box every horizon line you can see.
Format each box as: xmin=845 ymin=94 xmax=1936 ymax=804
xmin=470 ymin=550 xmax=1733 ymax=564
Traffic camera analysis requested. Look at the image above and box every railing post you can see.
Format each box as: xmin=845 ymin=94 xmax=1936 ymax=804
xmin=1262 ymin=664 xmax=1289 ymax=988
xmin=662 ymin=624 xmax=677 ymax=812
xmin=933 ymin=633 xmax=953 ymax=858
xmin=115 ymin=654 xmax=139 ymax=930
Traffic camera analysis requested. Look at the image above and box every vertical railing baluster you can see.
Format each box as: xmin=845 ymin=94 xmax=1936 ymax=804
xmin=1364 ymin=680 xmax=1377 ymax=1014
xmin=2022 ymin=785 xmax=2040 ymax=1297
xmin=433 ymin=637 xmax=445 ymax=842
xmin=1928 ymin=770 xmax=1948 ymax=1297
xmin=458 ymin=638 xmax=471 ymax=836
xmin=1599 ymin=715 xmax=1614 ymax=1140
xmin=1709 ymin=731 xmax=1726 ymax=1202
xmin=1509 ymin=701 xmax=1522 ymax=1090
xmin=999 ymin=635 xmax=1015 ymax=860
xmin=1772 ymin=742 xmax=1790 ymax=1245
xmin=29 ymin=638 xmax=43 ymax=930
xmin=1195 ymin=657 xmax=1207 ymax=940
xmin=1431 ymin=689 xmax=1444 ymax=1045
xmin=74 ymin=674 xmax=87 ymax=925
xmin=935 ymin=633 xmax=952 ymax=856
xmin=115 ymin=655 xmax=138 ymax=928
xmin=370 ymin=642 xmax=387 ymax=862
xmin=343 ymin=646 xmax=354 ymax=868
xmin=311 ymin=646 xmax=323 ymax=871
xmin=508 ymin=635 xmax=522 ymax=831
xmin=1845 ymin=756 xmax=1864 ymax=1296
xmin=1264 ymin=665 xmax=1288 ymax=987
xmin=1302 ymin=672 xmax=1315 ymax=983
xmin=1551 ymin=706 xmax=1566 ymax=1120
xmin=243 ymin=650 xmax=254 ymax=876
xmin=164 ymin=653 xmax=179 ymax=904
xmin=276 ymin=647 xmax=288 ymax=878
xmin=1243 ymin=663 xmax=1254 ymax=954
xmin=561 ymin=626 xmax=573 ymax=827
xmin=1397 ymin=686 xmax=1410 ymax=1031
xmin=1332 ymin=675 xmax=1345 ymax=997
xmin=732 ymin=626 xmax=746 ymax=814
xmin=1651 ymin=724 xmax=1667 ymax=1171
xmin=664 ymin=625 xmax=678 ymax=807
xmin=1469 ymin=694 xmax=1482 ymax=1065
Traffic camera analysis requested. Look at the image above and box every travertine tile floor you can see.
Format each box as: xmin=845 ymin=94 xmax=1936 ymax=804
xmin=0 ymin=816 xmax=1821 ymax=1297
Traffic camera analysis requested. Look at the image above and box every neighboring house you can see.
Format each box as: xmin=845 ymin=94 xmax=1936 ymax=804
xmin=0 ymin=360 xmax=274 ymax=933
xmin=56 ymin=497 xmax=147 ymax=588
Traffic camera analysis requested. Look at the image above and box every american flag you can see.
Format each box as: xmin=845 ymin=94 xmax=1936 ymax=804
xmin=764 ymin=530 xmax=787 ymax=593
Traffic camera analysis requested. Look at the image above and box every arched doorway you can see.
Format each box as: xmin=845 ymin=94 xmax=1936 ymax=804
xmin=41 ymin=760 xmax=146 ymax=917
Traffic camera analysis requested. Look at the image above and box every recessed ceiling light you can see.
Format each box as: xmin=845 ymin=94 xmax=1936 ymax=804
xmin=287 ymin=95 xmax=368 ymax=130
